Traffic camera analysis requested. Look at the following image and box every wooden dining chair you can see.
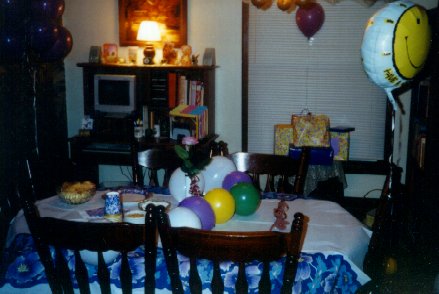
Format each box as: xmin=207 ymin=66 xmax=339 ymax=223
xmin=156 ymin=205 xmax=305 ymax=294
xmin=16 ymin=160 xmax=159 ymax=294
xmin=228 ymin=148 xmax=310 ymax=195
xmin=135 ymin=147 xmax=182 ymax=188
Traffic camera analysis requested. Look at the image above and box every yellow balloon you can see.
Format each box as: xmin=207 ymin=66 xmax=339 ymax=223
xmin=204 ymin=188 xmax=235 ymax=224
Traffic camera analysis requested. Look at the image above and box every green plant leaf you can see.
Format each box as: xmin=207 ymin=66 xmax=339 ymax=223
xmin=174 ymin=145 xmax=189 ymax=160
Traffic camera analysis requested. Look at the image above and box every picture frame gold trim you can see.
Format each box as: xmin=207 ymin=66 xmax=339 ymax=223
xmin=118 ymin=0 xmax=187 ymax=47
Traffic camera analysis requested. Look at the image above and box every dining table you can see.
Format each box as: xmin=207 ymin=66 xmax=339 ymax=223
xmin=0 ymin=188 xmax=371 ymax=293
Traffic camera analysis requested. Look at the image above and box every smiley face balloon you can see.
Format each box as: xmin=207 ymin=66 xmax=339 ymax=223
xmin=361 ymin=1 xmax=431 ymax=111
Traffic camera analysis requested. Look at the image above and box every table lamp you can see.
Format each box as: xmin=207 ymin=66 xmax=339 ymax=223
xmin=137 ymin=21 xmax=161 ymax=65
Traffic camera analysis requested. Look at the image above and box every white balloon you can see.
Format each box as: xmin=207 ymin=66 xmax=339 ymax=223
xmin=79 ymin=250 xmax=119 ymax=266
xmin=202 ymin=156 xmax=237 ymax=193
xmin=168 ymin=207 xmax=202 ymax=229
xmin=169 ymin=167 xmax=205 ymax=203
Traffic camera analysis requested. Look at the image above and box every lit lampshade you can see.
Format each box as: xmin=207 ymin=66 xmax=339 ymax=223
xmin=137 ymin=21 xmax=162 ymax=65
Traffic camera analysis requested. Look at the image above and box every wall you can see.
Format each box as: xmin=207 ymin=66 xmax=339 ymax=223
xmin=63 ymin=0 xmax=242 ymax=182
xmin=63 ymin=0 xmax=436 ymax=186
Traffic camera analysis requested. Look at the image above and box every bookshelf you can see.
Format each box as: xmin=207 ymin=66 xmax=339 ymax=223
xmin=77 ymin=63 xmax=216 ymax=140
xmin=405 ymin=35 xmax=439 ymax=251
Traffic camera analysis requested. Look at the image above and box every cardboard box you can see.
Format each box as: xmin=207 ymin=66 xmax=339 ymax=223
xmin=289 ymin=145 xmax=334 ymax=166
xmin=274 ymin=124 xmax=294 ymax=155
xmin=169 ymin=104 xmax=208 ymax=139
xmin=329 ymin=126 xmax=355 ymax=161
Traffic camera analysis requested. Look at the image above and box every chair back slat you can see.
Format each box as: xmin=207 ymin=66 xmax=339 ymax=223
xmin=156 ymin=205 xmax=305 ymax=293
xmin=74 ymin=250 xmax=90 ymax=294
xmin=137 ymin=148 xmax=182 ymax=188
xmin=229 ymin=149 xmax=309 ymax=195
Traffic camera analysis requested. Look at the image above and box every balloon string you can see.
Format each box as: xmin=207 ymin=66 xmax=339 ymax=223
xmin=305 ymin=44 xmax=310 ymax=108
xmin=32 ymin=68 xmax=39 ymax=158
xmin=387 ymin=108 xmax=395 ymax=198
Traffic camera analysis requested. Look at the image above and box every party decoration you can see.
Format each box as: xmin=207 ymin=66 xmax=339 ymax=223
xmin=29 ymin=20 xmax=59 ymax=53
xmin=230 ymin=183 xmax=261 ymax=216
xmin=251 ymin=0 xmax=273 ymax=10
xmin=204 ymin=188 xmax=235 ymax=224
xmin=179 ymin=196 xmax=215 ymax=230
xmin=0 ymin=28 xmax=26 ymax=62
xmin=31 ymin=0 xmax=65 ymax=20
xmin=202 ymin=156 xmax=237 ymax=193
xmin=361 ymin=1 xmax=431 ymax=111
xmin=169 ymin=167 xmax=205 ymax=203
xmin=39 ymin=26 xmax=73 ymax=62
xmin=222 ymin=171 xmax=253 ymax=191
xmin=295 ymin=2 xmax=325 ymax=39
xmin=168 ymin=207 xmax=202 ymax=229
xmin=2 ymin=0 xmax=26 ymax=26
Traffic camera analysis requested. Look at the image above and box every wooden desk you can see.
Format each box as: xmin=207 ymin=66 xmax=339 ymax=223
xmin=69 ymin=135 xmax=219 ymax=183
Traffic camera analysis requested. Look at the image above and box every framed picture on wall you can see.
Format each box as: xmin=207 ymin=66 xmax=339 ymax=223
xmin=118 ymin=0 xmax=187 ymax=47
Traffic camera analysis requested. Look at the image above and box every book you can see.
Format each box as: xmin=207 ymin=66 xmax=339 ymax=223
xmin=178 ymin=74 xmax=188 ymax=105
xmin=168 ymin=72 xmax=177 ymax=108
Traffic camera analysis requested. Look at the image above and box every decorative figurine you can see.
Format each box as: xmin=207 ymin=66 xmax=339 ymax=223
xmin=180 ymin=45 xmax=192 ymax=66
xmin=162 ymin=42 xmax=177 ymax=65
xmin=192 ymin=54 xmax=199 ymax=65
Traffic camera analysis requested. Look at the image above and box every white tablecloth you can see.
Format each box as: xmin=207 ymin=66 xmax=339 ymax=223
xmin=3 ymin=191 xmax=371 ymax=293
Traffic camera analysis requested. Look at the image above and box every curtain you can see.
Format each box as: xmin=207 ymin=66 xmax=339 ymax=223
xmin=248 ymin=1 xmax=387 ymax=160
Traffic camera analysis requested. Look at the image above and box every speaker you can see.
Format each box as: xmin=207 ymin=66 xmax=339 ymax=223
xmin=89 ymin=46 xmax=101 ymax=63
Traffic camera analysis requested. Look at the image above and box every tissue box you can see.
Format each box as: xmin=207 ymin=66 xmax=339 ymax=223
xmin=289 ymin=145 xmax=334 ymax=166
xmin=274 ymin=124 xmax=294 ymax=155
xmin=329 ymin=126 xmax=355 ymax=161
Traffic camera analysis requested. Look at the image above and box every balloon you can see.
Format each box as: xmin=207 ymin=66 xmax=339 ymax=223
xmin=202 ymin=156 xmax=237 ymax=193
xmin=0 ymin=28 xmax=26 ymax=62
xmin=179 ymin=196 xmax=215 ymax=230
xmin=29 ymin=20 xmax=59 ymax=53
xmin=2 ymin=0 xmax=26 ymax=26
xmin=204 ymin=188 xmax=235 ymax=224
xmin=222 ymin=171 xmax=252 ymax=191
xmin=39 ymin=26 xmax=73 ymax=62
xmin=169 ymin=168 xmax=205 ymax=203
xmin=361 ymin=1 xmax=431 ymax=111
xmin=230 ymin=183 xmax=261 ymax=216
xmin=32 ymin=0 xmax=65 ymax=20
xmin=168 ymin=207 xmax=202 ymax=229
xmin=295 ymin=2 xmax=325 ymax=39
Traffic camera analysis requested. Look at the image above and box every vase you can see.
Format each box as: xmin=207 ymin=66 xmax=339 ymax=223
xmin=169 ymin=168 xmax=205 ymax=202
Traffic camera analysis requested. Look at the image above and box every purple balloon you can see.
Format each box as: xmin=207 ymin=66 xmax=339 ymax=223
xmin=296 ymin=2 xmax=325 ymax=39
xmin=179 ymin=196 xmax=215 ymax=230
xmin=2 ymin=0 xmax=26 ymax=26
xmin=222 ymin=171 xmax=252 ymax=191
xmin=29 ymin=20 xmax=59 ymax=53
xmin=39 ymin=26 xmax=73 ymax=62
xmin=0 ymin=28 xmax=26 ymax=62
xmin=32 ymin=0 xmax=65 ymax=20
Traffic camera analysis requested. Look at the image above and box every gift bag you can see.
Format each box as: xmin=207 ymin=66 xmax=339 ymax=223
xmin=291 ymin=111 xmax=330 ymax=147
xmin=274 ymin=124 xmax=294 ymax=155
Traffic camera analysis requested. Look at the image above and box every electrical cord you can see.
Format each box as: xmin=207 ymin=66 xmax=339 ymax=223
xmin=362 ymin=188 xmax=382 ymax=199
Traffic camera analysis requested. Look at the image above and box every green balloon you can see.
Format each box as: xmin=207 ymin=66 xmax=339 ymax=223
xmin=230 ymin=182 xmax=261 ymax=216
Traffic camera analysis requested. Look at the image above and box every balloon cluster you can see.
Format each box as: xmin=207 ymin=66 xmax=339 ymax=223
xmin=0 ymin=0 xmax=73 ymax=63
xmin=247 ymin=0 xmax=325 ymax=39
xmin=168 ymin=156 xmax=262 ymax=230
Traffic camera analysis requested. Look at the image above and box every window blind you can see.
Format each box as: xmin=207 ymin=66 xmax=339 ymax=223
xmin=248 ymin=1 xmax=387 ymax=160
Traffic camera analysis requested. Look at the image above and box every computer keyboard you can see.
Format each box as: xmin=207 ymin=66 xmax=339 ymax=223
xmin=84 ymin=142 xmax=131 ymax=152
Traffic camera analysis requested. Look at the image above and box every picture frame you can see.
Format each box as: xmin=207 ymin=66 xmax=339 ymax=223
xmin=102 ymin=43 xmax=118 ymax=64
xmin=118 ymin=0 xmax=187 ymax=47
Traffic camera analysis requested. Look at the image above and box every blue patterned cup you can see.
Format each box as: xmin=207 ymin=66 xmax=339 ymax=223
xmin=104 ymin=191 xmax=122 ymax=221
